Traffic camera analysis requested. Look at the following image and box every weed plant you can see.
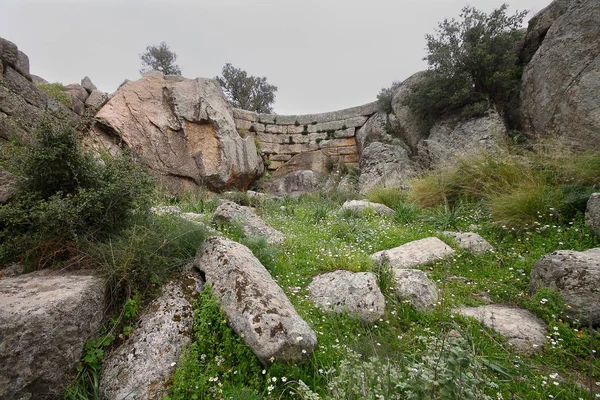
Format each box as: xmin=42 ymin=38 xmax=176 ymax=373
xmin=168 ymin=191 xmax=599 ymax=399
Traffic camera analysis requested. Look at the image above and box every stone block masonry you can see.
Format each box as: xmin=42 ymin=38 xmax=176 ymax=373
xmin=233 ymin=102 xmax=378 ymax=175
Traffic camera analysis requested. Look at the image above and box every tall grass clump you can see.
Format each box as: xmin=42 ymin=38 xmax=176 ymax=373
xmin=365 ymin=186 xmax=406 ymax=209
xmin=409 ymin=142 xmax=600 ymax=230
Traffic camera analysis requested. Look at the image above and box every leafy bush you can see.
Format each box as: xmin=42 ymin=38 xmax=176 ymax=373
xmin=0 ymin=118 xmax=154 ymax=268
xmin=377 ymin=86 xmax=394 ymax=114
xmin=37 ymin=82 xmax=72 ymax=107
xmin=403 ymin=4 xmax=527 ymax=130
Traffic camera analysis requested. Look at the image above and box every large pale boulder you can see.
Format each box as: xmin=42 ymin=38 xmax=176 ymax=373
xmin=585 ymin=193 xmax=600 ymax=240
xmin=100 ymin=274 xmax=202 ymax=400
xmin=213 ymin=200 xmax=284 ymax=245
xmin=529 ymin=248 xmax=600 ymax=326
xmin=371 ymin=237 xmax=455 ymax=269
xmin=0 ymin=271 xmax=106 ymax=399
xmin=92 ymin=72 xmax=263 ymax=193
xmin=340 ymin=200 xmax=395 ymax=217
xmin=307 ymin=270 xmax=386 ymax=324
xmin=193 ymin=236 xmax=317 ymax=364
xmin=417 ymin=111 xmax=507 ymax=168
xmin=84 ymin=89 xmax=108 ymax=109
xmin=456 ymin=305 xmax=547 ymax=354
xmin=393 ymin=269 xmax=438 ymax=311
xmin=520 ymin=0 xmax=600 ymax=147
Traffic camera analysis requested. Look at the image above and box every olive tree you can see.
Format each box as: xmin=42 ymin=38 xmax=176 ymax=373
xmin=404 ymin=4 xmax=528 ymax=129
xmin=216 ymin=63 xmax=277 ymax=113
xmin=139 ymin=42 xmax=182 ymax=76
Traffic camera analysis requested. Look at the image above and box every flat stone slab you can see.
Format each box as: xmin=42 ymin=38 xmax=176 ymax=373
xmin=340 ymin=200 xmax=395 ymax=216
xmin=443 ymin=231 xmax=493 ymax=254
xmin=393 ymin=269 xmax=438 ymax=311
xmin=100 ymin=273 xmax=202 ymax=400
xmin=0 ymin=271 xmax=106 ymax=399
xmin=307 ymin=270 xmax=385 ymax=324
xmin=456 ymin=305 xmax=547 ymax=354
xmin=530 ymin=248 xmax=600 ymax=327
xmin=193 ymin=236 xmax=316 ymax=364
xmin=371 ymin=237 xmax=455 ymax=269
xmin=213 ymin=201 xmax=284 ymax=245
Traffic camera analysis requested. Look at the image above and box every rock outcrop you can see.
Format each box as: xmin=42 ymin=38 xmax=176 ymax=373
xmin=267 ymin=170 xmax=323 ymax=198
xmin=0 ymin=36 xmax=73 ymax=142
xmin=520 ymin=0 xmax=600 ymax=148
xmin=100 ymin=274 xmax=202 ymax=400
xmin=340 ymin=199 xmax=395 ymax=217
xmin=585 ymin=193 xmax=600 ymax=240
xmin=371 ymin=237 xmax=455 ymax=269
xmin=194 ymin=236 xmax=317 ymax=364
xmin=212 ymin=200 xmax=284 ymax=245
xmin=530 ymin=248 xmax=600 ymax=326
xmin=0 ymin=270 xmax=106 ymax=399
xmin=355 ymin=112 xmax=419 ymax=193
xmin=390 ymin=71 xmax=428 ymax=151
xmin=91 ymin=72 xmax=264 ymax=193
xmin=307 ymin=270 xmax=386 ymax=324
xmin=417 ymin=111 xmax=507 ymax=168
xmin=456 ymin=305 xmax=547 ymax=354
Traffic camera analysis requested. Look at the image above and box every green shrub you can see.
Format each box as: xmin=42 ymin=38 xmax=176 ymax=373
xmin=403 ymin=5 xmax=527 ymax=130
xmin=37 ymin=82 xmax=72 ymax=107
xmin=0 ymin=118 xmax=154 ymax=268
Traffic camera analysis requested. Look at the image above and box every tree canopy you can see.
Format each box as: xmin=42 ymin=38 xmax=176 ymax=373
xmin=139 ymin=42 xmax=182 ymax=76
xmin=404 ymin=4 xmax=527 ymax=129
xmin=216 ymin=63 xmax=277 ymax=114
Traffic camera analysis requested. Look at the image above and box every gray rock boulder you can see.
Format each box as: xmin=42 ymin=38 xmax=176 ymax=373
xmin=267 ymin=170 xmax=322 ymax=198
xmin=520 ymin=0 xmax=600 ymax=147
xmin=0 ymin=271 xmax=106 ymax=399
xmin=16 ymin=50 xmax=30 ymax=77
xmin=0 ymin=37 xmax=19 ymax=68
xmin=585 ymin=193 xmax=600 ymax=240
xmin=81 ymin=76 xmax=97 ymax=94
xmin=391 ymin=71 xmax=428 ymax=151
xmin=0 ymin=167 xmax=21 ymax=203
xmin=417 ymin=111 xmax=507 ymax=168
xmin=519 ymin=0 xmax=573 ymax=66
xmin=213 ymin=201 xmax=284 ymax=245
xmin=307 ymin=270 xmax=386 ymax=324
xmin=193 ymin=236 xmax=317 ymax=364
xmin=85 ymin=89 xmax=108 ymax=109
xmin=93 ymin=71 xmax=263 ymax=193
xmin=371 ymin=237 xmax=455 ymax=269
xmin=358 ymin=141 xmax=419 ymax=194
xmin=456 ymin=305 xmax=547 ymax=354
xmin=443 ymin=231 xmax=493 ymax=254
xmin=393 ymin=269 xmax=438 ymax=311
xmin=530 ymin=248 xmax=600 ymax=326
xmin=100 ymin=274 xmax=202 ymax=400
xmin=340 ymin=200 xmax=395 ymax=217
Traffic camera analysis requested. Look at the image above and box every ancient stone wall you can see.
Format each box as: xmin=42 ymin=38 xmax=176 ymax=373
xmin=232 ymin=102 xmax=378 ymax=176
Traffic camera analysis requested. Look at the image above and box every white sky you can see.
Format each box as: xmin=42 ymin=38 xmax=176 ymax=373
xmin=1 ymin=0 xmax=551 ymax=115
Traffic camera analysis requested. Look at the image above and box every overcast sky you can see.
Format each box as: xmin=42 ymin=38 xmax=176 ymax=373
xmin=2 ymin=0 xmax=551 ymax=115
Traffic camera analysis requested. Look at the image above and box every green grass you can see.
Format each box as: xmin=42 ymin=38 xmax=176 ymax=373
xmin=36 ymin=82 xmax=72 ymax=107
xmin=165 ymin=191 xmax=599 ymax=399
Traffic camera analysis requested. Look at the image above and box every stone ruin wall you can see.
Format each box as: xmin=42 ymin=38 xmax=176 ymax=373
xmin=232 ymin=102 xmax=379 ymax=176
